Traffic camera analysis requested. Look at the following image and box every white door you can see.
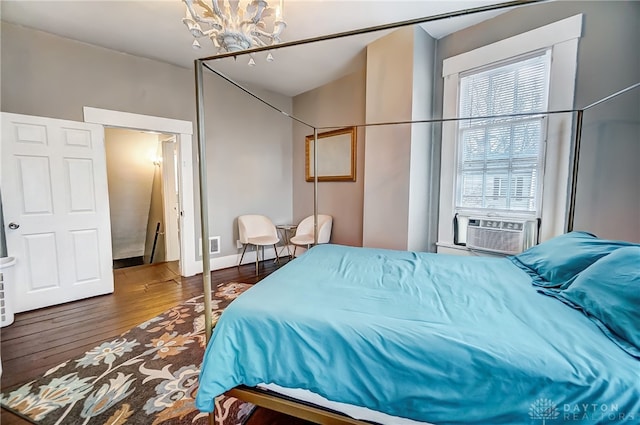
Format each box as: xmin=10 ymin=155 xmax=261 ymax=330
xmin=1 ymin=112 xmax=113 ymax=313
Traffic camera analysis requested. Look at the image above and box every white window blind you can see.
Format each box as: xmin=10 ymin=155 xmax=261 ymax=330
xmin=456 ymin=51 xmax=551 ymax=215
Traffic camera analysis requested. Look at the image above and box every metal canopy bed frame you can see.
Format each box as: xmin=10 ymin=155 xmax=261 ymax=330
xmin=190 ymin=0 xmax=639 ymax=423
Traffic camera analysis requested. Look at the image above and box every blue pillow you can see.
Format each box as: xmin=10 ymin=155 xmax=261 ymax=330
xmin=509 ymin=231 xmax=637 ymax=288
xmin=541 ymin=246 xmax=640 ymax=358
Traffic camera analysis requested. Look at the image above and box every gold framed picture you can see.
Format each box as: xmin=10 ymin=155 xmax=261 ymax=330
xmin=305 ymin=126 xmax=356 ymax=182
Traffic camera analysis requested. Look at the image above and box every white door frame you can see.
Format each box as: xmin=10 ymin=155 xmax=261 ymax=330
xmin=83 ymin=107 xmax=198 ymax=277
xmin=161 ymin=136 xmax=180 ymax=262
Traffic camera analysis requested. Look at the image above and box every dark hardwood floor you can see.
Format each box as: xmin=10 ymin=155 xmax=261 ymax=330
xmin=0 ymin=259 xmax=313 ymax=424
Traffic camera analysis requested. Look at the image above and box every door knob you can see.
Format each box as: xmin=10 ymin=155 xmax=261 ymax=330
xmin=8 ymin=222 xmax=20 ymax=230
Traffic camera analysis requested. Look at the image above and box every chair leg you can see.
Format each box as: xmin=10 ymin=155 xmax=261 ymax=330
xmin=238 ymin=244 xmax=248 ymax=267
xmin=273 ymin=244 xmax=280 ymax=265
xmin=292 ymin=245 xmax=297 ymax=258
xmin=255 ymin=245 xmax=259 ymax=276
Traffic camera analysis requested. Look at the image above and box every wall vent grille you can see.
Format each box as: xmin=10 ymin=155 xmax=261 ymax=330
xmin=199 ymin=236 xmax=221 ymax=256
xmin=209 ymin=236 xmax=220 ymax=255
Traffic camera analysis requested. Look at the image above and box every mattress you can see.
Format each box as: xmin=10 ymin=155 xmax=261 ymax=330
xmin=196 ymin=244 xmax=640 ymax=424
xmin=258 ymin=383 xmax=430 ymax=425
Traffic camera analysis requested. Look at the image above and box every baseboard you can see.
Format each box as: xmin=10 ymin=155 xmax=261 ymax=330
xmin=194 ymin=246 xmax=280 ymax=274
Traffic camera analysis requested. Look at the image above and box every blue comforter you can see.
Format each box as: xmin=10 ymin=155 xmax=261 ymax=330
xmin=196 ymin=245 xmax=640 ymax=424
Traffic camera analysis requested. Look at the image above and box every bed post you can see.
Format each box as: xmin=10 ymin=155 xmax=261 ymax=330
xmin=313 ymin=128 xmax=319 ymax=245
xmin=194 ymin=58 xmax=215 ymax=425
xmin=566 ymin=109 xmax=583 ymax=233
xmin=194 ymin=59 xmax=214 ymax=341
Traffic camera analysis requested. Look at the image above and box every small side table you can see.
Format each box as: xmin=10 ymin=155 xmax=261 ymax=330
xmin=276 ymin=224 xmax=297 ymax=260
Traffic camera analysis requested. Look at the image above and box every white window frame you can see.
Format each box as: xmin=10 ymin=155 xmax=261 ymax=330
xmin=455 ymin=49 xmax=551 ymax=217
xmin=437 ymin=14 xmax=582 ymax=251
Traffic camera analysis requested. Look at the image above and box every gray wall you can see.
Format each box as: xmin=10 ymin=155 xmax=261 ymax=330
xmin=363 ymin=26 xmax=436 ymax=251
xmin=408 ymin=25 xmax=437 ymax=252
xmin=292 ymin=68 xmax=366 ymax=246
xmin=363 ymin=28 xmax=413 ymax=250
xmin=434 ymin=1 xmax=640 ymax=242
xmin=576 ymin=86 xmax=639 ymax=241
xmin=1 ymin=22 xmax=293 ymax=262
xmin=204 ymin=78 xmax=293 ymax=256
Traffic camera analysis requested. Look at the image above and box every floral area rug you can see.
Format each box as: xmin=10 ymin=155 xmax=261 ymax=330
xmin=1 ymin=282 xmax=255 ymax=425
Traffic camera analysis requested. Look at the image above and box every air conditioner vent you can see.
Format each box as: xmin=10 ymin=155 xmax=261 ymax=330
xmin=466 ymin=217 xmax=538 ymax=255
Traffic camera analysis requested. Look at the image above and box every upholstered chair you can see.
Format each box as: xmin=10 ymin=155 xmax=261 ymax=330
xmin=238 ymin=214 xmax=280 ymax=275
xmin=290 ymin=214 xmax=333 ymax=257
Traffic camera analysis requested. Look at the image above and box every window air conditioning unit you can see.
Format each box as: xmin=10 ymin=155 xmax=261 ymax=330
xmin=466 ymin=217 xmax=538 ymax=255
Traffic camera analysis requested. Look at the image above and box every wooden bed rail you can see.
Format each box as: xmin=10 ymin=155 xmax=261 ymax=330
xmin=227 ymin=386 xmax=375 ymax=425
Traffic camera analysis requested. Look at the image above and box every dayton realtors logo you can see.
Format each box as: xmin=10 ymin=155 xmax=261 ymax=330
xmin=529 ymin=399 xmax=635 ymax=423
xmin=529 ymin=398 xmax=560 ymax=424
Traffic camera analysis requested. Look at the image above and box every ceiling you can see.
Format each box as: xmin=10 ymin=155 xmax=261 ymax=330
xmin=1 ymin=0 xmax=518 ymax=96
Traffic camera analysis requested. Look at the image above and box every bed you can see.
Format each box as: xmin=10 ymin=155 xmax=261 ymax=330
xmin=195 ymin=233 xmax=640 ymax=424
xmin=187 ymin=0 xmax=640 ymax=421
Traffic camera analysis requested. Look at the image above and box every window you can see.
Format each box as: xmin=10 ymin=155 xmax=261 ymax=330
xmin=456 ymin=51 xmax=550 ymax=216
xmin=437 ymin=14 xmax=582 ymax=250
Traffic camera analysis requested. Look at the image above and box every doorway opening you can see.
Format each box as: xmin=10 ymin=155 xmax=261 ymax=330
xmin=104 ymin=129 xmax=180 ymax=270
xmin=83 ymin=107 xmax=198 ymax=278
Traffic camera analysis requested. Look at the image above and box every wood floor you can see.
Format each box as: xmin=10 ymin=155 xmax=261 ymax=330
xmin=0 ymin=259 xmax=313 ymax=425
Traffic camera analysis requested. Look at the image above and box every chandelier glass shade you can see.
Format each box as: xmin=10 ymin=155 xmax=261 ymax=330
xmin=182 ymin=0 xmax=287 ymax=53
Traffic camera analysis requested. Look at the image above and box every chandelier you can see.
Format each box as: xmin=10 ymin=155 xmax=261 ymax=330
xmin=181 ymin=0 xmax=287 ymax=58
